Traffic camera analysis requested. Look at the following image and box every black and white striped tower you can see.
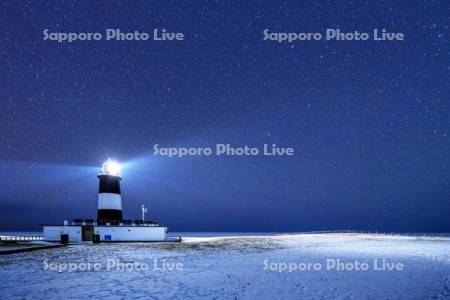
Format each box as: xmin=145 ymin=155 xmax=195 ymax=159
xmin=97 ymin=159 xmax=123 ymax=222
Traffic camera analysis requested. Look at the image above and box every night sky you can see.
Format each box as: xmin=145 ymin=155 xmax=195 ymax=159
xmin=1 ymin=1 xmax=449 ymax=232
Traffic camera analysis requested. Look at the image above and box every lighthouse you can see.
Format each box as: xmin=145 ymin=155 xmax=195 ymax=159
xmin=97 ymin=159 xmax=123 ymax=223
xmin=42 ymin=158 xmax=174 ymax=243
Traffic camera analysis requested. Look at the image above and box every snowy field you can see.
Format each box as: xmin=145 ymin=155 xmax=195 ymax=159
xmin=0 ymin=233 xmax=449 ymax=299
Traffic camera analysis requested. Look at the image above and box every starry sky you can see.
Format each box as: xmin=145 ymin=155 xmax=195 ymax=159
xmin=1 ymin=1 xmax=449 ymax=232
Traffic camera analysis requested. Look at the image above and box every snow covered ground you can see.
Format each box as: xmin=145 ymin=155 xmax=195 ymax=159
xmin=0 ymin=233 xmax=449 ymax=299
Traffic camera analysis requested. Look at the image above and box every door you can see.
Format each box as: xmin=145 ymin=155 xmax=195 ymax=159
xmin=82 ymin=225 xmax=94 ymax=241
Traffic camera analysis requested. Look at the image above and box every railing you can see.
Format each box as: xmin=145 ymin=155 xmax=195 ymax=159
xmin=96 ymin=219 xmax=159 ymax=226
xmin=0 ymin=235 xmax=44 ymax=242
xmin=168 ymin=236 xmax=182 ymax=242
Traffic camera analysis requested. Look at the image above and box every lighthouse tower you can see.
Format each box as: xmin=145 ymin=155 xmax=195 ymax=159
xmin=97 ymin=159 xmax=123 ymax=222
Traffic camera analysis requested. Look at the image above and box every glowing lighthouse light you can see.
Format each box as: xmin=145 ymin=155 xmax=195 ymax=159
xmin=102 ymin=159 xmax=121 ymax=176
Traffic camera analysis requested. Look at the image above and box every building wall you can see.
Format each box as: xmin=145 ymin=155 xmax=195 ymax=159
xmin=43 ymin=226 xmax=82 ymax=242
xmin=94 ymin=226 xmax=167 ymax=241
